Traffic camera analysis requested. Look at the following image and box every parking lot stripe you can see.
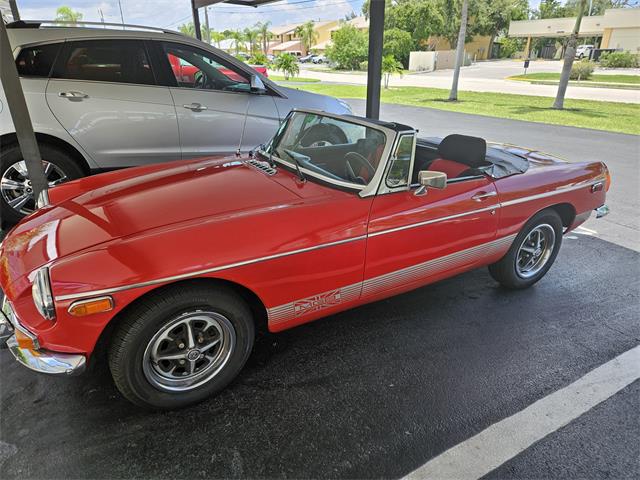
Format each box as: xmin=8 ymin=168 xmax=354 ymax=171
xmin=403 ymin=345 xmax=640 ymax=480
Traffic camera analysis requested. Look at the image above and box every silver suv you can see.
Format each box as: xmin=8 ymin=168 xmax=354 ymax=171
xmin=0 ymin=21 xmax=351 ymax=222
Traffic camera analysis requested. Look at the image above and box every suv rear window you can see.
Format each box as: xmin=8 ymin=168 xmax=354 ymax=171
xmin=53 ymin=40 xmax=155 ymax=85
xmin=16 ymin=43 xmax=61 ymax=77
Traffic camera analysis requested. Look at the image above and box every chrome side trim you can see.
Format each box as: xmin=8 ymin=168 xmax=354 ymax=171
xmin=54 ymin=235 xmax=367 ymax=302
xmin=499 ymin=180 xmax=601 ymax=208
xmin=369 ymin=205 xmax=498 ymax=238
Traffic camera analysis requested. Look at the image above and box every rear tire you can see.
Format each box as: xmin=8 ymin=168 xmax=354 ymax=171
xmin=108 ymin=283 xmax=255 ymax=410
xmin=0 ymin=143 xmax=84 ymax=224
xmin=489 ymin=209 xmax=563 ymax=289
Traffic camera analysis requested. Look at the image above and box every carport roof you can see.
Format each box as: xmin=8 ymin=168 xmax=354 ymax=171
xmin=193 ymin=0 xmax=280 ymax=8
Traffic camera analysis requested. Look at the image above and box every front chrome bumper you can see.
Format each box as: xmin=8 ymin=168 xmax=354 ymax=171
xmin=595 ymin=204 xmax=610 ymax=218
xmin=2 ymin=294 xmax=86 ymax=375
xmin=6 ymin=335 xmax=87 ymax=375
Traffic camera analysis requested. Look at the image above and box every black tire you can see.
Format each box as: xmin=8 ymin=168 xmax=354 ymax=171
xmin=0 ymin=143 xmax=84 ymax=225
xmin=488 ymin=209 xmax=563 ymax=289
xmin=108 ymin=283 xmax=255 ymax=410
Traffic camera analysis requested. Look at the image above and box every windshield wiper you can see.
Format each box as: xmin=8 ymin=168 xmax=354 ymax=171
xmin=283 ymin=149 xmax=307 ymax=183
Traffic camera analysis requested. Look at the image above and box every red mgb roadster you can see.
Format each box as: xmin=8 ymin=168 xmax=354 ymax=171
xmin=1 ymin=110 xmax=610 ymax=409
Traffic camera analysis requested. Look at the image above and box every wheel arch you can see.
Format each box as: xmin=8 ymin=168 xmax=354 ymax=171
xmin=544 ymin=202 xmax=576 ymax=229
xmin=91 ymin=277 xmax=268 ymax=363
xmin=0 ymin=132 xmax=91 ymax=176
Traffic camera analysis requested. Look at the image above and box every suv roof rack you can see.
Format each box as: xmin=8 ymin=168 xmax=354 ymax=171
xmin=6 ymin=20 xmax=186 ymax=37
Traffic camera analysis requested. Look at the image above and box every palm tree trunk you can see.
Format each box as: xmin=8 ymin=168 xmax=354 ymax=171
xmin=449 ymin=0 xmax=468 ymax=101
xmin=553 ymin=0 xmax=587 ymax=109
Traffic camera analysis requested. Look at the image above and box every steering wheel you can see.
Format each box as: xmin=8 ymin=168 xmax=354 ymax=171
xmin=344 ymin=152 xmax=375 ymax=185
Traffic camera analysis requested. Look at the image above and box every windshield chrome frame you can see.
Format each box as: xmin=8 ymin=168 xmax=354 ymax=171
xmin=258 ymin=109 xmax=402 ymax=198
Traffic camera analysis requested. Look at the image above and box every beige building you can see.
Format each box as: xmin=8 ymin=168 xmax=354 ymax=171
xmin=269 ymin=20 xmax=339 ymax=55
xmin=311 ymin=16 xmax=369 ymax=52
xmin=509 ymin=8 xmax=640 ymax=56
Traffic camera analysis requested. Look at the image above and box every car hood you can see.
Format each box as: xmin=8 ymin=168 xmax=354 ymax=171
xmin=274 ymin=85 xmax=352 ymax=117
xmin=0 ymin=157 xmax=300 ymax=282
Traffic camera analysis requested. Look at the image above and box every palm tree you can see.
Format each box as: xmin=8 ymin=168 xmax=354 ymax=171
xmin=295 ymin=21 xmax=319 ymax=55
xmin=449 ymin=0 xmax=468 ymax=101
xmin=210 ymin=31 xmax=225 ymax=49
xmin=256 ymin=21 xmax=272 ymax=55
xmin=229 ymin=30 xmax=246 ymax=55
xmin=553 ymin=0 xmax=588 ymax=109
xmin=273 ymin=53 xmax=299 ymax=80
xmin=55 ymin=6 xmax=83 ymax=23
xmin=244 ymin=27 xmax=260 ymax=55
xmin=382 ymin=55 xmax=403 ymax=89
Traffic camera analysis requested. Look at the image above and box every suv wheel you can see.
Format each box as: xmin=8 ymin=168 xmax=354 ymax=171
xmin=1 ymin=143 xmax=84 ymax=224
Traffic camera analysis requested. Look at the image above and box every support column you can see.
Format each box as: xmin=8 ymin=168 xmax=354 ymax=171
xmin=366 ymin=0 xmax=385 ymax=120
xmin=524 ymin=36 xmax=531 ymax=58
xmin=191 ymin=0 xmax=202 ymax=40
xmin=8 ymin=0 xmax=20 ymax=20
xmin=0 ymin=19 xmax=48 ymax=224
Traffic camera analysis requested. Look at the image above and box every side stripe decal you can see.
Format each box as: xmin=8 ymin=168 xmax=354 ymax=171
xmin=268 ymin=234 xmax=517 ymax=325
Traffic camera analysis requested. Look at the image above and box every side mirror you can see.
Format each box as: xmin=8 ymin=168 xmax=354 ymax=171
xmin=415 ymin=170 xmax=447 ymax=196
xmin=250 ymin=74 xmax=267 ymax=94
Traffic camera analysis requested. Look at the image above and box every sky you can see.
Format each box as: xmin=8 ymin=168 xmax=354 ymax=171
xmin=14 ymin=0 xmax=367 ymax=30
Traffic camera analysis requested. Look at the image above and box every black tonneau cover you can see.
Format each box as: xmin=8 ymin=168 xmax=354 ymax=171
xmin=418 ymin=137 xmax=530 ymax=179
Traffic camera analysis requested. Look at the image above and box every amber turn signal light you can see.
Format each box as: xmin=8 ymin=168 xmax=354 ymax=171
xmin=68 ymin=296 xmax=114 ymax=317
xmin=15 ymin=328 xmax=37 ymax=350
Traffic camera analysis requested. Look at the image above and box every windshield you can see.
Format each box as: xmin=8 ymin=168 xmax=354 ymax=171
xmin=265 ymin=112 xmax=387 ymax=187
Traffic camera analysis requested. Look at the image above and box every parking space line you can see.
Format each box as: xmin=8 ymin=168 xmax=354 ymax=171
xmin=404 ymin=345 xmax=640 ymax=480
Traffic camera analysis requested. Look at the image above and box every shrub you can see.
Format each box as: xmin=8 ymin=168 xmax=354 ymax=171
xmin=248 ymin=52 xmax=269 ymax=66
xmin=570 ymin=60 xmax=595 ymax=80
xmin=273 ymin=53 xmax=299 ymax=80
xmin=382 ymin=55 xmax=403 ymax=89
xmin=326 ymin=24 xmax=368 ymax=70
xmin=599 ymin=51 xmax=639 ymax=68
xmin=359 ymin=61 xmax=368 ymax=71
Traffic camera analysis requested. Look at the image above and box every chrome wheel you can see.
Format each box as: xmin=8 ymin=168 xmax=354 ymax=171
xmin=516 ymin=224 xmax=556 ymax=279
xmin=1 ymin=160 xmax=68 ymax=215
xmin=142 ymin=310 xmax=236 ymax=392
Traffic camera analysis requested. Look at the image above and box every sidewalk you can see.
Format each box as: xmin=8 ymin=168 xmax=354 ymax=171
xmin=299 ymin=63 xmax=640 ymax=104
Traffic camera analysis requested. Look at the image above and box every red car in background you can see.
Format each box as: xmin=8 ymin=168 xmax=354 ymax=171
xmin=168 ymin=53 xmax=267 ymax=85
xmin=1 ymin=110 xmax=610 ymax=409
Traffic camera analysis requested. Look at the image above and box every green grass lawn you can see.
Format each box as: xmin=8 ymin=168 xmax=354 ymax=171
xmin=269 ymin=75 xmax=320 ymax=83
xmin=290 ymin=84 xmax=640 ymax=135
xmin=509 ymin=73 xmax=640 ymax=85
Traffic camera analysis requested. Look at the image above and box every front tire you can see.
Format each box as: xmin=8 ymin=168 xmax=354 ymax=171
xmin=108 ymin=283 xmax=255 ymax=410
xmin=489 ymin=209 xmax=563 ymax=289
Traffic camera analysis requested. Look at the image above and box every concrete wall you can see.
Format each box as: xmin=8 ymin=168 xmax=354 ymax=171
xmin=409 ymin=51 xmax=436 ymax=72
xmin=428 ymin=35 xmax=493 ymax=60
xmin=607 ymin=27 xmax=640 ymax=52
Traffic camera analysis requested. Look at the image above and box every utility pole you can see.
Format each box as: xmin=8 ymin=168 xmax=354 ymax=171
xmin=118 ymin=0 xmax=125 ymax=29
xmin=204 ymin=7 xmax=211 ymax=44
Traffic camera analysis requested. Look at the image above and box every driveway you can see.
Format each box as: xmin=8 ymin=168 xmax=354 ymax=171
xmin=299 ymin=60 xmax=640 ymax=103
xmin=1 ymin=106 xmax=639 ymax=479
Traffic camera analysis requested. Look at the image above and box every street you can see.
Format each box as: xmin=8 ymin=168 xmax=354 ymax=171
xmin=1 ymin=104 xmax=638 ymax=478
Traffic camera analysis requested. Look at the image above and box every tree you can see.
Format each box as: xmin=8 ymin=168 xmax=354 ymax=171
xmin=210 ymin=31 xmax=226 ymax=48
xmin=553 ymin=0 xmax=588 ymax=109
xmin=325 ymin=24 xmax=368 ymax=70
xmin=55 ymin=6 xmax=83 ymax=23
xmin=228 ymin=30 xmax=246 ymax=55
xmin=273 ymin=53 xmax=299 ymax=80
xmin=178 ymin=22 xmax=206 ymax=39
xmin=295 ymin=21 xmax=319 ymax=55
xmin=382 ymin=55 xmax=403 ymax=89
xmin=244 ymin=27 xmax=259 ymax=55
xmin=473 ymin=0 xmax=529 ymax=56
xmin=255 ymin=21 xmax=272 ymax=55
xmin=449 ymin=0 xmax=469 ymax=101
xmin=383 ymin=28 xmax=414 ymax=68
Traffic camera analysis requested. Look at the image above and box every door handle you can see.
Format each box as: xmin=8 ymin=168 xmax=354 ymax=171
xmin=472 ymin=191 xmax=497 ymax=202
xmin=183 ymin=103 xmax=207 ymax=111
xmin=58 ymin=91 xmax=88 ymax=98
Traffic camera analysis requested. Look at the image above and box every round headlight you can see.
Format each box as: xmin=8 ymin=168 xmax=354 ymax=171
xmin=32 ymin=267 xmax=55 ymax=320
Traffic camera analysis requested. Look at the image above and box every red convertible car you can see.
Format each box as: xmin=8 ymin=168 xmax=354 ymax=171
xmin=0 ymin=110 xmax=610 ymax=409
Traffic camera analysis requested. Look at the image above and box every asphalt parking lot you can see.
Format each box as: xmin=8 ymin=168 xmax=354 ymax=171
xmin=1 ymin=105 xmax=639 ymax=479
